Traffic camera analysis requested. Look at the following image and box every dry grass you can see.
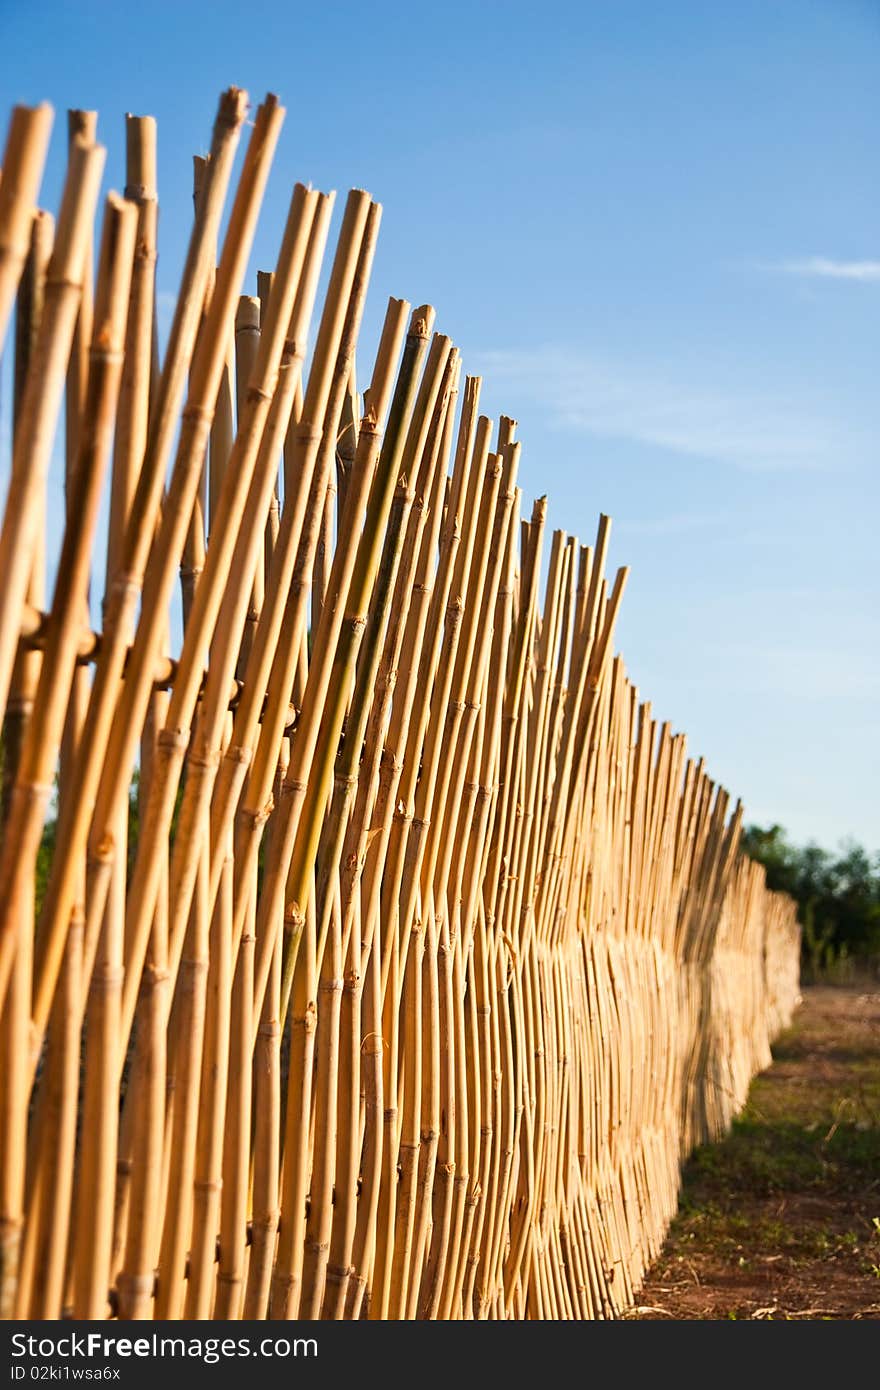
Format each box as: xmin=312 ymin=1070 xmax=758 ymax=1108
xmin=630 ymin=986 xmax=880 ymax=1319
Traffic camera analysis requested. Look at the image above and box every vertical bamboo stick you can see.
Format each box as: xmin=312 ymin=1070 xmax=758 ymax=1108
xmin=1 ymin=209 xmax=53 ymax=812
xmin=270 ymin=303 xmax=433 ymax=1029
xmin=49 ymin=192 xmax=137 ymax=1319
xmin=0 ymin=207 xmax=52 ymax=1322
xmin=242 ymin=927 xmax=281 ymax=1317
xmin=269 ymin=306 xmax=431 ymax=1319
xmin=116 ymin=176 xmax=318 ymax=1054
xmin=245 ymin=276 xmax=402 ymax=1026
xmin=0 ymin=141 xmax=106 ymax=1014
xmin=106 ymin=114 xmax=159 ymax=1312
xmin=0 ymin=104 xmax=53 ymax=348
xmin=152 ymin=849 xmax=209 ymax=1319
xmin=2 ymin=194 xmax=134 ymax=1326
xmin=80 ymin=98 xmax=285 ymax=1035
xmin=28 ymin=89 xmax=249 ymax=1062
xmin=234 ymin=294 xmax=262 ymax=668
xmin=303 ymin=336 xmax=451 ymax=1318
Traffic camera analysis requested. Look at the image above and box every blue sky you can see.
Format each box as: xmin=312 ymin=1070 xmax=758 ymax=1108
xmin=0 ymin=0 xmax=877 ymax=847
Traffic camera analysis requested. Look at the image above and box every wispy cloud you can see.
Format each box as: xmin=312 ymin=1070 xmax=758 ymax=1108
xmin=773 ymin=256 xmax=880 ymax=282
xmin=709 ymin=641 xmax=880 ymax=703
xmin=474 ymin=347 xmax=842 ymax=471
xmin=616 ymin=513 xmax=726 ymax=538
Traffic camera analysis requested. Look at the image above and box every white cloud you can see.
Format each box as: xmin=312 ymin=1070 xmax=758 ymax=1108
xmin=709 ymin=641 xmax=880 ymax=703
xmin=616 ymin=513 xmax=726 ymax=537
xmin=775 ymin=257 xmax=880 ymax=282
xmin=474 ymin=347 xmax=841 ymax=471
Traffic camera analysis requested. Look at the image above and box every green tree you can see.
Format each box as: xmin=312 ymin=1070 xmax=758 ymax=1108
xmin=742 ymin=824 xmax=880 ymax=973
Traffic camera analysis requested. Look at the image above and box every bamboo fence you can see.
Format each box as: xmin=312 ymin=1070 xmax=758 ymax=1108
xmin=0 ymin=92 xmax=801 ymax=1322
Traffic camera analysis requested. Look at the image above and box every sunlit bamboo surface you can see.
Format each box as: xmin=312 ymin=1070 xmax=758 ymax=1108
xmin=0 ymin=91 xmax=801 ymax=1321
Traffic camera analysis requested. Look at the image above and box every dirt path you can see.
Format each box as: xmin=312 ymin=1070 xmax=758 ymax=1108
xmin=629 ymin=985 xmax=880 ymax=1319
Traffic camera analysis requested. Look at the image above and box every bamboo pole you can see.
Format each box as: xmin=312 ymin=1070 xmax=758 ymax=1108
xmin=0 ymin=104 xmax=53 ymax=349
xmin=242 ymin=926 xmax=281 ymax=1317
xmin=105 ymin=115 xmax=159 ymax=1313
xmin=32 ymin=191 xmax=134 ymax=1319
xmin=326 ymin=351 xmax=460 ymax=1321
xmin=269 ymin=303 xmax=434 ymax=1032
xmin=257 ymin=269 xmax=280 ymax=569
xmin=80 ymin=97 xmax=284 ymax=1042
xmin=0 ymin=138 xmax=106 ymax=1014
xmin=27 ymin=89 xmax=249 ymax=1064
xmin=0 ymin=208 xmax=52 ymax=1322
xmin=116 ymin=177 xmax=319 ymax=1054
xmin=221 ymin=196 xmax=383 ymax=989
xmin=234 ymin=294 xmax=262 ymax=670
xmin=269 ymin=306 xmax=431 ymax=1319
xmin=180 ymin=155 xmax=212 ymax=630
xmin=302 ymin=335 xmax=452 ymax=1318
xmin=1 ymin=209 xmax=53 ymax=814
xmin=58 ymin=113 xmax=99 ymax=1314
xmin=3 ymin=184 xmax=132 ymax=1321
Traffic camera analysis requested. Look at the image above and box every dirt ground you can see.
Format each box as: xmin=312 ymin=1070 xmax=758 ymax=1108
xmin=628 ymin=985 xmax=880 ymax=1319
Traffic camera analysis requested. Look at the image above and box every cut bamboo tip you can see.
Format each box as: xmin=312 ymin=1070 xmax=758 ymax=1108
xmin=68 ymin=109 xmax=97 ymax=141
xmin=123 ymin=115 xmax=157 ymax=198
xmin=93 ymin=193 xmax=138 ymax=331
xmin=410 ymin=304 xmax=435 ymax=339
xmin=0 ymin=100 xmax=54 ymax=189
xmin=218 ymin=88 xmax=251 ymax=127
xmin=50 ymin=140 xmax=107 ymax=282
xmin=0 ymin=104 xmax=55 ymax=295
